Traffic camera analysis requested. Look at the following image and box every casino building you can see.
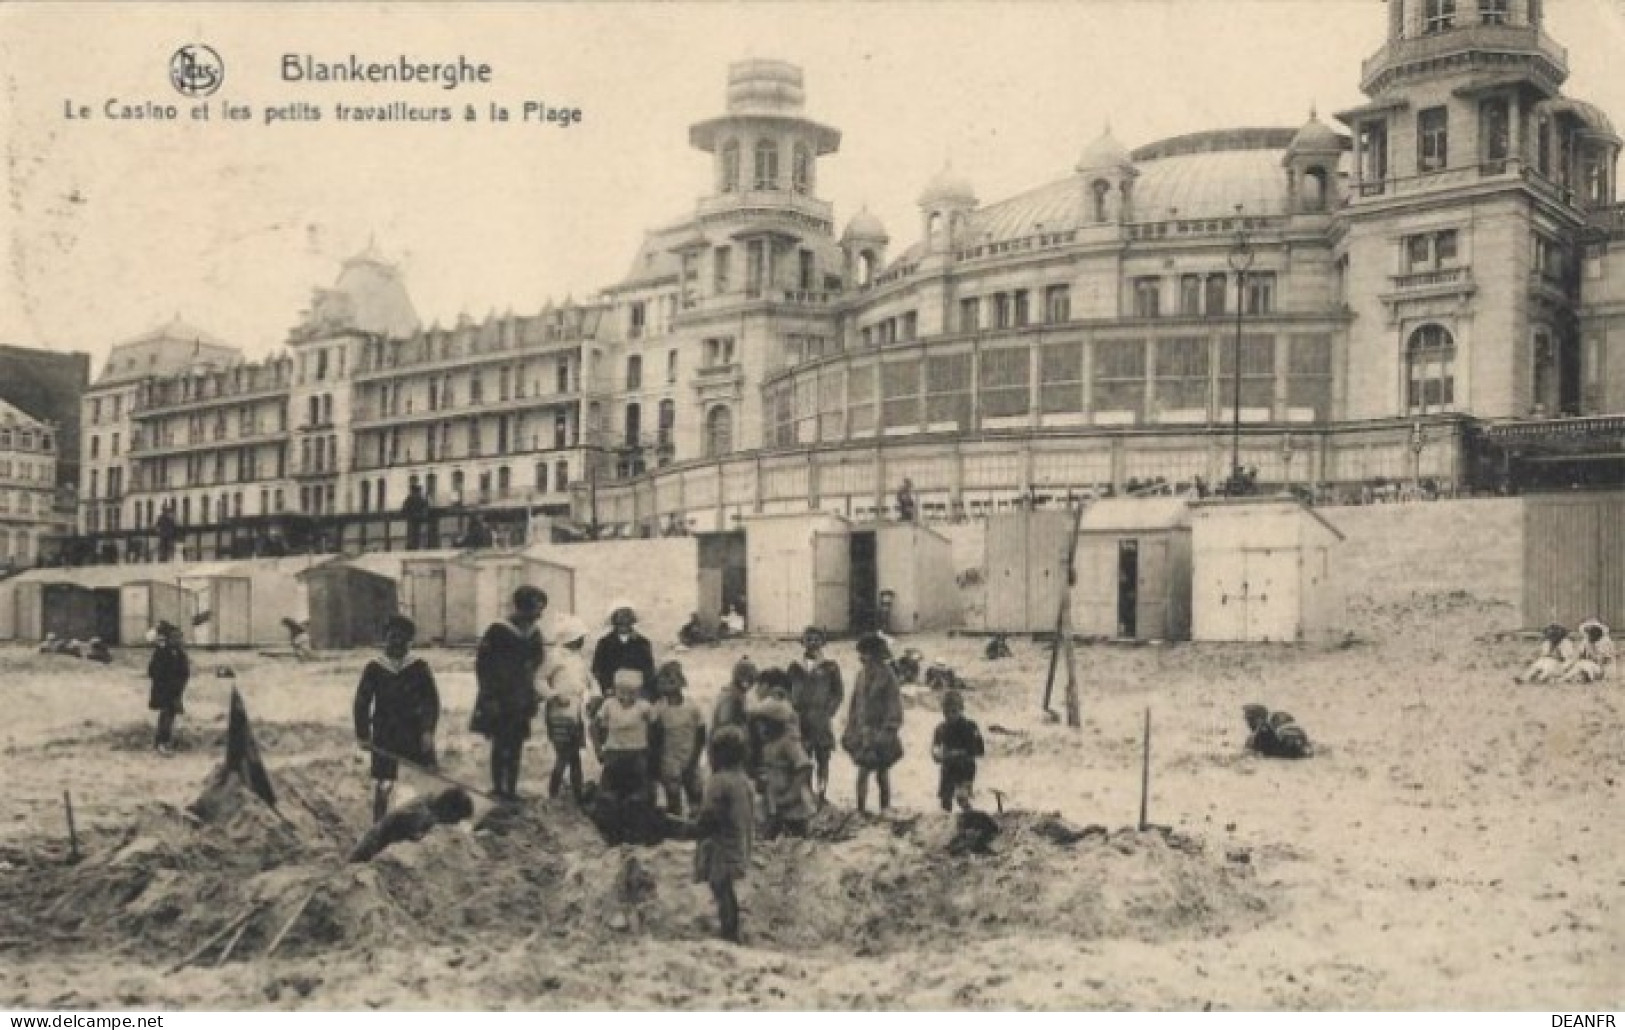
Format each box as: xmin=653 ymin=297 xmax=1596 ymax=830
xmin=71 ymin=0 xmax=1625 ymax=557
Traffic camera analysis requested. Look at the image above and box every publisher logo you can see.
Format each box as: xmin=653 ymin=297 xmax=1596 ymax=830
xmin=170 ymin=44 xmax=224 ymax=97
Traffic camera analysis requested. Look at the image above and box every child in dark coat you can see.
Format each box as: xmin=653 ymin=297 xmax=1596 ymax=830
xmin=843 ymin=633 xmax=904 ymax=812
xmin=353 ymin=614 xmax=442 ymax=822
xmin=591 ymin=604 xmax=658 ymax=700
xmin=471 ymin=586 xmax=548 ymax=801
xmin=931 ymin=689 xmax=986 ymax=812
xmin=694 ymin=726 xmax=754 ymax=944
xmin=147 ymin=622 xmax=190 ymax=755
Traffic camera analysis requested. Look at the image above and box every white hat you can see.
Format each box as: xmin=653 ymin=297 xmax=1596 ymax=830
xmin=549 ymin=614 xmax=589 ymax=646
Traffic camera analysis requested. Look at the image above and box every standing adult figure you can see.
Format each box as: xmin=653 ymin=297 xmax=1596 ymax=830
xmin=591 ymin=602 xmax=658 ymax=701
xmin=401 ymin=483 xmax=431 ymax=551
xmin=471 ymin=585 xmax=548 ymax=800
xmin=842 ymin=632 xmax=904 ymax=813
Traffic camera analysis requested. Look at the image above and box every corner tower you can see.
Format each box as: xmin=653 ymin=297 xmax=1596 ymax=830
xmin=1335 ymin=0 xmax=1619 ymax=422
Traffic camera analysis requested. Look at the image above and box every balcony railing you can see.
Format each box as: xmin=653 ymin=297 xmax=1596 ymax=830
xmin=694 ymin=190 xmax=834 ymax=227
xmin=1390 ymin=266 xmax=1471 ymax=291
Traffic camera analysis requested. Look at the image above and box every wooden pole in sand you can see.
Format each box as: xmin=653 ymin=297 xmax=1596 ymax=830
xmin=62 ymin=790 xmax=80 ymax=863
xmin=1137 ymin=707 xmax=1152 ymax=831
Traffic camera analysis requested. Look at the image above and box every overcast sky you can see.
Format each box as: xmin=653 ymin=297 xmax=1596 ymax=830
xmin=3 ymin=0 xmax=1624 ymax=373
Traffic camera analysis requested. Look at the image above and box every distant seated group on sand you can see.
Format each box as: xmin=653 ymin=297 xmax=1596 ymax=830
xmin=1515 ymin=619 xmax=1615 ymax=684
xmin=37 ymin=633 xmax=111 ymax=663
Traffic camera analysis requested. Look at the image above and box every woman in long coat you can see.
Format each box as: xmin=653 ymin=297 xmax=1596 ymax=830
xmin=841 ymin=633 xmax=903 ymax=813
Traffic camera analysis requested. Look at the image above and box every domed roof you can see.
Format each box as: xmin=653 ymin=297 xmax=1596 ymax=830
xmin=1287 ymin=111 xmax=1343 ymax=153
xmin=843 ymin=206 xmax=887 ymax=240
xmin=300 ymin=243 xmax=420 ymax=340
xmin=918 ymin=164 xmax=977 ymax=208
xmin=1076 ymin=126 xmax=1133 ymax=172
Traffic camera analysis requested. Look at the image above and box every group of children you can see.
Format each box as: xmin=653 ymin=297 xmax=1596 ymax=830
xmin=1515 ymin=619 xmax=1616 ymax=684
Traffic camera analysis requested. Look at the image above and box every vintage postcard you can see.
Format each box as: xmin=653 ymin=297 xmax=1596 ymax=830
xmin=1 ymin=0 xmax=1623 ymax=1013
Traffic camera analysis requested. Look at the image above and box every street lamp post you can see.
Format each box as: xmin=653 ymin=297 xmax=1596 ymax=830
xmin=1227 ymin=209 xmax=1256 ymax=496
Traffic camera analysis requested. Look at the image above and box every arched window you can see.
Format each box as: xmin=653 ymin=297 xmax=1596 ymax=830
xmin=721 ymin=140 xmax=740 ymax=193
xmin=705 ymin=405 xmax=734 ymax=458
xmin=792 ymin=143 xmax=812 ymax=194
xmin=1407 ymin=324 xmax=1456 ymax=413
xmin=927 ymin=211 xmax=943 ymax=240
xmin=451 ymin=469 xmax=465 ymax=502
xmin=753 ymin=139 xmax=779 ymax=190
xmin=1301 ymin=167 xmax=1329 ymax=211
xmin=1092 ymin=179 xmax=1112 ymax=222
xmin=858 ymin=250 xmax=877 ymax=286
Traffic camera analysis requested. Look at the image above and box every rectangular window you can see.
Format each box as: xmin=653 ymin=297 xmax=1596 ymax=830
xmin=1218 ymin=334 xmax=1277 ymax=414
xmin=1013 ymin=290 xmax=1030 ymax=328
xmin=89 ymin=436 xmax=99 ymax=459
xmin=847 ymin=367 xmax=876 ymax=435
xmin=978 ymin=347 xmax=1031 ymax=419
xmin=1418 ymin=106 xmax=1448 ymax=172
xmin=1424 ymin=0 xmax=1456 ymax=32
xmin=1481 ymin=98 xmax=1510 ymax=169
xmin=629 ymin=302 xmax=646 ymax=339
xmin=713 ymin=246 xmax=732 ymax=294
xmin=901 ymin=312 xmax=918 ymax=341
xmin=1154 ymin=337 xmax=1210 ymax=415
xmin=799 ymin=249 xmax=815 ymax=292
xmin=960 ymin=297 xmax=981 ymax=333
xmin=881 ymin=360 xmax=922 ymax=429
xmin=1039 ymin=342 xmax=1084 ymax=414
xmin=993 ymin=293 xmax=1012 ymax=330
xmin=1405 ymin=229 xmax=1460 ymax=272
xmin=818 ymin=368 xmax=846 ymax=441
xmin=626 ymin=355 xmax=642 ymax=390
xmin=1360 ymin=120 xmax=1389 ymax=193
xmin=469 ymin=375 xmax=484 ymax=404
xmin=1179 ymin=275 xmax=1202 ymax=316
xmin=667 ymin=349 xmax=678 ymax=383
xmin=1044 ymin=284 xmax=1071 ymax=324
xmin=1477 ymin=0 xmax=1507 ymax=24
xmin=1092 ymin=339 xmax=1147 ymax=419
xmin=1245 ymin=272 xmax=1276 ymax=315
xmin=1287 ymin=334 xmax=1333 ymax=421
xmin=925 ymin=353 xmax=972 ymax=429
xmin=1133 ymin=278 xmax=1161 ymax=318
xmin=746 ymin=240 xmax=766 ymax=297
xmin=1206 ymin=273 xmax=1229 ymax=315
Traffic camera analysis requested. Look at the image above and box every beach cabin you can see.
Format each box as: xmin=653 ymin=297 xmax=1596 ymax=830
xmin=745 ymin=512 xmax=851 ymax=637
xmin=443 ymin=553 xmax=576 ymax=646
xmin=1190 ymin=498 xmax=1344 ymax=643
xmin=177 ymin=573 xmax=253 ymax=648
xmin=1521 ymin=491 xmax=1625 ymax=630
xmin=119 ymin=580 xmax=189 ymax=645
xmin=848 ymin=522 xmax=958 ymax=634
xmin=982 ymin=508 xmax=1077 ymax=633
xmin=1070 ymin=498 xmax=1193 ymax=641
xmin=300 ymin=564 xmax=400 ymax=650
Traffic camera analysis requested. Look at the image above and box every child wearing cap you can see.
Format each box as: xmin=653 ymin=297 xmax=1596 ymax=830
xmin=592 ymin=604 xmax=658 ymax=701
xmin=931 ymin=689 xmax=985 ymax=813
xmin=788 ymin=627 xmax=844 ymax=804
xmin=652 ymin=661 xmax=707 ymax=817
xmin=594 ymin=667 xmax=658 ymax=806
xmin=544 ymin=614 xmax=593 ymax=803
xmin=353 ymin=614 xmax=442 ymax=822
xmin=693 ymin=726 xmax=754 ymax=944
xmin=147 ymin=621 xmax=190 ymax=756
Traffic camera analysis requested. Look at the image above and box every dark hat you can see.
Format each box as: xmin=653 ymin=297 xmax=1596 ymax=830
xmin=383 ymin=613 xmax=417 ymax=638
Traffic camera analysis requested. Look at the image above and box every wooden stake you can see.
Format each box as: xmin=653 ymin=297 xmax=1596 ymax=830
xmin=1138 ymin=707 xmax=1152 ymax=831
xmin=62 ymin=790 xmax=80 ymax=864
xmin=1042 ymin=502 xmax=1087 ymax=719
xmin=216 ymin=907 xmax=258 ymax=967
xmin=1062 ymin=606 xmax=1081 ymax=729
xmin=168 ymin=904 xmax=261 ymax=974
xmin=263 ymin=889 xmax=317 ymax=960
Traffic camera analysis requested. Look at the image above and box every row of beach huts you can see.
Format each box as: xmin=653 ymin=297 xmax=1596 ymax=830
xmin=0 ymin=496 xmax=1374 ymax=649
